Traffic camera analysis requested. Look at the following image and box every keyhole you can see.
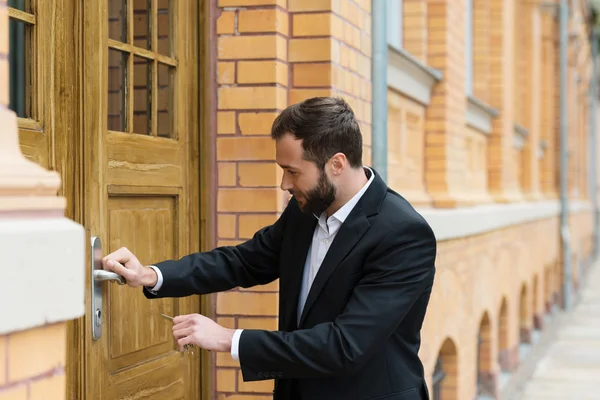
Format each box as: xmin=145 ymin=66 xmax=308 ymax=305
xmin=95 ymin=309 xmax=102 ymax=326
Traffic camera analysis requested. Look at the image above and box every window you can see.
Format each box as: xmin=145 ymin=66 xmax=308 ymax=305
xmin=107 ymin=0 xmax=176 ymax=138
xmin=465 ymin=0 xmax=473 ymax=96
xmin=432 ymin=356 xmax=446 ymax=400
xmin=386 ymin=0 xmax=403 ymax=49
xmin=476 ymin=332 xmax=483 ymax=394
xmin=8 ymin=0 xmax=34 ymax=119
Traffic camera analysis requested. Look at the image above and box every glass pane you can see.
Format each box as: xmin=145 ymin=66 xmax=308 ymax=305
xmin=8 ymin=0 xmax=29 ymax=12
xmin=157 ymin=63 xmax=174 ymax=138
xmin=133 ymin=0 xmax=151 ymax=50
xmin=108 ymin=49 xmax=128 ymax=132
xmin=8 ymin=18 xmax=32 ymax=119
xmin=133 ymin=56 xmax=151 ymax=135
xmin=108 ymin=0 xmax=127 ymax=43
xmin=157 ymin=0 xmax=171 ymax=56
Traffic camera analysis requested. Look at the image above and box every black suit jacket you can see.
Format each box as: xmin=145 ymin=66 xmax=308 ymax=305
xmin=145 ymin=169 xmax=437 ymax=400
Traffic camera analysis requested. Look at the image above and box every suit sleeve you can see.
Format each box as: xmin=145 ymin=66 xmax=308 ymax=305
xmin=237 ymin=218 xmax=436 ymax=380
xmin=143 ymin=202 xmax=291 ymax=298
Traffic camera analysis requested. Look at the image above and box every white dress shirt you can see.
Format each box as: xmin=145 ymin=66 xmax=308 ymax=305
xmin=147 ymin=167 xmax=375 ymax=362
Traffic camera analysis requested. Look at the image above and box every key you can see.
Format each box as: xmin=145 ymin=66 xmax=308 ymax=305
xmin=160 ymin=313 xmax=194 ymax=355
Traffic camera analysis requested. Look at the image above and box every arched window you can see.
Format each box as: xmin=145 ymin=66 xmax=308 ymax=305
xmin=520 ymin=284 xmax=531 ymax=344
xmin=431 ymin=338 xmax=458 ymax=400
xmin=432 ymin=356 xmax=446 ymax=400
xmin=477 ymin=312 xmax=495 ymax=397
xmin=498 ymin=298 xmax=510 ymax=372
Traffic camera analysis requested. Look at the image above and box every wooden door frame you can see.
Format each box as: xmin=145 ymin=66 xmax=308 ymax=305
xmin=198 ymin=0 xmax=218 ymax=399
xmin=65 ymin=0 xmax=215 ymax=398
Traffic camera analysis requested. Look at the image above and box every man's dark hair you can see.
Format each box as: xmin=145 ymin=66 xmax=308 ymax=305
xmin=271 ymin=97 xmax=363 ymax=169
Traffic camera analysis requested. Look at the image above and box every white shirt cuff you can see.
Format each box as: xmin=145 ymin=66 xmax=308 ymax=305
xmin=231 ymin=329 xmax=244 ymax=361
xmin=147 ymin=265 xmax=163 ymax=292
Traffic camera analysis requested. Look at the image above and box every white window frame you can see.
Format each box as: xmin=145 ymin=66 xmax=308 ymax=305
xmin=386 ymin=0 xmax=403 ymax=49
xmin=466 ymin=0 xmax=474 ymax=96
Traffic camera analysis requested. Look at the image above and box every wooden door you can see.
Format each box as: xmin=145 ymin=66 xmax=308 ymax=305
xmin=82 ymin=1 xmax=202 ymax=399
xmin=11 ymin=0 xmax=79 ymax=209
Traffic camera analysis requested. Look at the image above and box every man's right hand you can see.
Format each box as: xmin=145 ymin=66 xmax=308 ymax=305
xmin=102 ymin=247 xmax=157 ymax=288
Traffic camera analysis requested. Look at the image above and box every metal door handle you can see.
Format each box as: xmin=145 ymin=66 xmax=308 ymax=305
xmin=90 ymin=236 xmax=126 ymax=340
xmin=93 ymin=269 xmax=126 ymax=285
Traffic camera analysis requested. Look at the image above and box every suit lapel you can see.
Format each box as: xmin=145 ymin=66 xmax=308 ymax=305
xmin=298 ymin=208 xmax=370 ymax=327
xmin=280 ymin=213 xmax=316 ymax=331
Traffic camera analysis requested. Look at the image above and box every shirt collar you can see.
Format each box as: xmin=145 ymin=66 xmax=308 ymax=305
xmin=314 ymin=166 xmax=375 ymax=225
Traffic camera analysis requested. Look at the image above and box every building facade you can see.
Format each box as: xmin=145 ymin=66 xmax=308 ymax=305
xmin=0 ymin=0 xmax=598 ymax=400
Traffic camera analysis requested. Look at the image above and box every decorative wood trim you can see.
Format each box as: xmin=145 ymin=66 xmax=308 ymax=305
xmin=387 ymin=45 xmax=442 ymax=106
xmin=8 ymin=7 xmax=36 ymax=24
xmin=108 ymin=39 xmax=177 ymax=66
xmin=199 ymin=0 xmax=217 ymax=398
xmin=17 ymin=117 xmax=43 ymax=131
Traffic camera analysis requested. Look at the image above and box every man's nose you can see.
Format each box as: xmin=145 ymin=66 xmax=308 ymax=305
xmin=280 ymin=175 xmax=292 ymax=192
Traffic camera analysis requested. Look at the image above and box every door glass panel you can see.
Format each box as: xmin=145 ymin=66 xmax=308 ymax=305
xmin=133 ymin=0 xmax=151 ymax=50
xmin=107 ymin=0 xmax=176 ymax=138
xmin=157 ymin=63 xmax=173 ymax=138
xmin=108 ymin=0 xmax=126 ymax=43
xmin=157 ymin=0 xmax=171 ymax=56
xmin=8 ymin=0 xmax=28 ymax=12
xmin=108 ymin=49 xmax=128 ymax=132
xmin=8 ymin=0 xmax=34 ymax=119
xmin=133 ymin=56 xmax=152 ymax=135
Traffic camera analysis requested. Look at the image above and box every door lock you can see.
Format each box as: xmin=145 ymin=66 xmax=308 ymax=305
xmin=90 ymin=236 xmax=125 ymax=340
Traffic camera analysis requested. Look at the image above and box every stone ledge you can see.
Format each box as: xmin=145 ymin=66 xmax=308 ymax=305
xmin=466 ymin=96 xmax=499 ymax=134
xmin=418 ymin=200 xmax=591 ymax=241
xmin=0 ymin=217 xmax=85 ymax=335
xmin=387 ymin=45 xmax=442 ymax=106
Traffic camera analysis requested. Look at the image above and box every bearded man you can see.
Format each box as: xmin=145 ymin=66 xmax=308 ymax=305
xmin=102 ymin=97 xmax=437 ymax=400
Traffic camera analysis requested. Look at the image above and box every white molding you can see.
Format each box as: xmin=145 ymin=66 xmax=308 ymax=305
xmin=466 ymin=96 xmax=499 ymax=134
xmin=417 ymin=200 xmax=592 ymax=241
xmin=0 ymin=217 xmax=85 ymax=335
xmin=387 ymin=45 xmax=442 ymax=106
xmin=513 ymin=123 xmax=529 ymax=150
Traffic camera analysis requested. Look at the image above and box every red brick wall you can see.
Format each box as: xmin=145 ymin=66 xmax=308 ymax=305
xmin=214 ymin=0 xmax=288 ymax=396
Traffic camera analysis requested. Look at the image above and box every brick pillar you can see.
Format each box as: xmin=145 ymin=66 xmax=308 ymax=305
xmin=402 ymin=0 xmax=427 ymax=64
xmin=533 ymin=313 xmax=544 ymax=330
xmin=288 ymin=0 xmax=372 ymax=165
xmin=472 ymin=0 xmax=492 ymax=105
xmin=498 ymin=346 xmax=519 ymax=372
xmin=0 ymin=323 xmax=67 ymax=399
xmin=213 ymin=1 xmax=372 ymax=396
xmin=424 ymin=1 xmax=468 ymax=208
xmin=522 ymin=3 xmax=543 ymax=199
xmin=214 ymin=0 xmax=288 ymax=396
xmin=540 ymin=10 xmax=558 ymax=198
xmin=488 ymin=0 xmax=519 ymax=202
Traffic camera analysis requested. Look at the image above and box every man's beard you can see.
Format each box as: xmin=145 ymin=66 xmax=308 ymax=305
xmin=297 ymin=169 xmax=336 ymax=216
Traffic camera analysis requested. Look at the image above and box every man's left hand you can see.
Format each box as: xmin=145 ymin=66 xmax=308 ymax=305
xmin=172 ymin=313 xmax=235 ymax=353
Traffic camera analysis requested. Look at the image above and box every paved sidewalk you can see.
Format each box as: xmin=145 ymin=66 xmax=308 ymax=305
xmin=512 ymin=263 xmax=600 ymax=400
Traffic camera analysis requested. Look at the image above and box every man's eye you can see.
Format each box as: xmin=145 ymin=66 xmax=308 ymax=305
xmin=288 ymin=170 xmax=297 ymax=176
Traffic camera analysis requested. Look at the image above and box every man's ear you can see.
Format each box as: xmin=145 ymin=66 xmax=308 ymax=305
xmin=329 ymin=152 xmax=347 ymax=175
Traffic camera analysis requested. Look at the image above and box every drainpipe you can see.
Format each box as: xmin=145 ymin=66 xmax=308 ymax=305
xmin=590 ymin=26 xmax=599 ymax=261
xmin=559 ymin=0 xmax=572 ymax=310
xmin=371 ymin=0 xmax=388 ymax=182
